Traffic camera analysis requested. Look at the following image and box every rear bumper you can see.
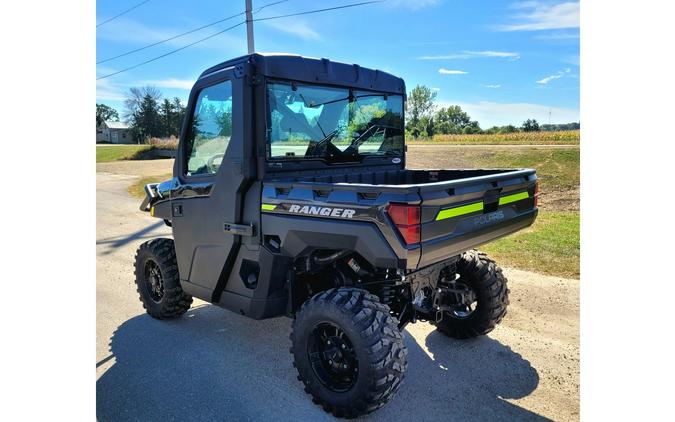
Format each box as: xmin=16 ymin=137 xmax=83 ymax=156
xmin=417 ymin=208 xmax=538 ymax=268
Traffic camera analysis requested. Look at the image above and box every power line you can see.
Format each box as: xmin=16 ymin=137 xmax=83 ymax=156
xmin=96 ymin=0 xmax=385 ymax=80
xmin=96 ymin=0 xmax=288 ymax=65
xmin=252 ymin=0 xmax=289 ymax=14
xmin=97 ymin=12 xmax=244 ymax=64
xmin=253 ymin=0 xmax=384 ymax=23
xmin=97 ymin=21 xmax=246 ymax=80
xmin=96 ymin=0 xmax=152 ymax=28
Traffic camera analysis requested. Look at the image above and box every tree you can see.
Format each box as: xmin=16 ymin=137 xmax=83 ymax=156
xmin=541 ymin=122 xmax=580 ymax=131
xmin=96 ymin=103 xmax=119 ymax=127
xmin=171 ymin=97 xmax=186 ymax=135
xmin=405 ymin=85 xmax=436 ymax=138
xmin=434 ymin=105 xmax=473 ymax=134
xmin=160 ymin=99 xmax=174 ymax=137
xmin=125 ymin=86 xmax=163 ymax=142
xmin=462 ymin=120 xmax=482 ymax=134
xmin=521 ymin=119 xmax=540 ymax=132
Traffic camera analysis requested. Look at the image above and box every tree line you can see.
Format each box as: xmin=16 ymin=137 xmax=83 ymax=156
xmin=97 ymin=83 xmax=579 ymax=143
xmin=405 ymin=85 xmax=579 ymax=138
xmin=96 ymin=86 xmax=187 ymax=143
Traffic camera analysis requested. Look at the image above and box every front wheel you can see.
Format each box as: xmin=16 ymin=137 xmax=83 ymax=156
xmin=434 ymin=250 xmax=509 ymax=339
xmin=133 ymin=238 xmax=192 ymax=319
xmin=291 ymin=288 xmax=407 ymax=418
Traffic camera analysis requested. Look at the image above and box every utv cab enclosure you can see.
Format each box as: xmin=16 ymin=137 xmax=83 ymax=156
xmin=135 ymin=53 xmax=538 ymax=418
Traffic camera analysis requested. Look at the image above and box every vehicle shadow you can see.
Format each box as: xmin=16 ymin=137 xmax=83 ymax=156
xmin=96 ymin=221 xmax=167 ymax=256
xmin=97 ymin=305 xmax=548 ymax=422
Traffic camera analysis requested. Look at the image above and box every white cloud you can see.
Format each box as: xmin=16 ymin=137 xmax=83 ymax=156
xmin=418 ymin=50 xmax=520 ymax=60
xmin=96 ymin=18 xmax=247 ymax=54
xmin=482 ymin=84 xmax=501 ymax=88
xmin=437 ymin=99 xmax=579 ymax=127
xmin=563 ymin=54 xmax=580 ymax=66
xmin=387 ymin=0 xmax=440 ymax=10
xmin=96 ymin=18 xmax=174 ymax=44
xmin=142 ymin=78 xmax=195 ymax=90
xmin=466 ymin=50 xmax=520 ymax=58
xmin=263 ymin=19 xmax=320 ymax=40
xmin=537 ymin=74 xmax=563 ymax=85
xmin=431 ymin=87 xmax=441 ymax=91
xmin=537 ymin=68 xmax=571 ymax=85
xmin=498 ymin=1 xmax=579 ymax=31
xmin=96 ymin=78 xmax=127 ymax=101
xmin=438 ymin=68 xmax=467 ymax=75
xmin=534 ymin=30 xmax=580 ymax=40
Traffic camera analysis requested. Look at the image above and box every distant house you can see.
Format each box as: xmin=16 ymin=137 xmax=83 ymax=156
xmin=97 ymin=121 xmax=132 ymax=144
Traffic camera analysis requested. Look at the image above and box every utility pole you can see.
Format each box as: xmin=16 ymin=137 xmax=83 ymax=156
xmin=245 ymin=0 xmax=255 ymax=54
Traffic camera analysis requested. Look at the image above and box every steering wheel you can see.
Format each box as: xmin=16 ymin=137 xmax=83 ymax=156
xmin=206 ymin=153 xmax=225 ymax=173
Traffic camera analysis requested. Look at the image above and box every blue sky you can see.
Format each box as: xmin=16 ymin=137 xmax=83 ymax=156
xmin=96 ymin=0 xmax=579 ymax=128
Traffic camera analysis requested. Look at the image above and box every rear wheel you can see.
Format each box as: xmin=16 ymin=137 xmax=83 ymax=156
xmin=291 ymin=288 xmax=407 ymax=418
xmin=434 ymin=250 xmax=509 ymax=339
xmin=133 ymin=238 xmax=192 ymax=319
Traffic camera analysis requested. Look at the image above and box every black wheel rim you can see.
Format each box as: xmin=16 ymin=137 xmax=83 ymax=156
xmin=307 ymin=322 xmax=359 ymax=392
xmin=144 ymin=260 xmax=164 ymax=303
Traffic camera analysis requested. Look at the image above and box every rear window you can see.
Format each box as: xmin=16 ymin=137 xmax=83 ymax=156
xmin=267 ymin=81 xmax=404 ymax=162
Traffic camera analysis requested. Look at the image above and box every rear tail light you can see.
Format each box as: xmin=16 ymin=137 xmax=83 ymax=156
xmin=534 ymin=181 xmax=540 ymax=208
xmin=387 ymin=203 xmax=421 ymax=244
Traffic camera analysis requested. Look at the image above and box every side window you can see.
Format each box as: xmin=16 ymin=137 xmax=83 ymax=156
xmin=185 ymin=80 xmax=233 ymax=176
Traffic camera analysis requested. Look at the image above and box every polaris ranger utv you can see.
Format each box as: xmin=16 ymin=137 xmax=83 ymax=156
xmin=135 ymin=53 xmax=538 ymax=418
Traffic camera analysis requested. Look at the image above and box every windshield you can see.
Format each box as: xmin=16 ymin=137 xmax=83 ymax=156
xmin=267 ymin=81 xmax=404 ymax=161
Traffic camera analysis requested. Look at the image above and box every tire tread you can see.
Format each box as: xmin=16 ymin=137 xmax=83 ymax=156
xmin=133 ymin=238 xmax=192 ymax=319
xmin=435 ymin=250 xmax=509 ymax=339
xmin=291 ymin=287 xmax=407 ymax=418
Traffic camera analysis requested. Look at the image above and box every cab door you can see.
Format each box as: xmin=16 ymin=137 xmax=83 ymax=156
xmin=170 ymin=66 xmax=252 ymax=302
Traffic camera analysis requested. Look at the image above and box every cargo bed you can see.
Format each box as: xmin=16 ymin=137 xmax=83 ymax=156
xmin=261 ymin=167 xmax=538 ymax=269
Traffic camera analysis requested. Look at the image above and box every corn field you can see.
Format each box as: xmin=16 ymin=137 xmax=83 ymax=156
xmin=409 ymin=130 xmax=580 ymax=145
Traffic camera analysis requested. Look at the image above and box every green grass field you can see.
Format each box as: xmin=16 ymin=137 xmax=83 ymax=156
xmin=410 ymin=146 xmax=580 ymax=277
xmin=483 ymin=211 xmax=579 ymax=278
xmin=96 ymin=145 xmax=153 ymax=162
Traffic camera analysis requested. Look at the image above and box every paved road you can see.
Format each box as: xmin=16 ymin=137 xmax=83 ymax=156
xmin=96 ymin=170 xmax=579 ymax=422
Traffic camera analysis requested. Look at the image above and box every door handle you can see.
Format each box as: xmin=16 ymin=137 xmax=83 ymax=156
xmin=223 ymin=222 xmax=254 ymax=236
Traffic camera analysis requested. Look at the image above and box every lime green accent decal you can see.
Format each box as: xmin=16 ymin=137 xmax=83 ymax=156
xmin=498 ymin=191 xmax=530 ymax=206
xmin=261 ymin=204 xmax=276 ymax=211
xmin=436 ymin=201 xmax=484 ymax=221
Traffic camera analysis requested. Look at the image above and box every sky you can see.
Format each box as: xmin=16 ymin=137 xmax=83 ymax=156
xmin=96 ymin=0 xmax=580 ymax=128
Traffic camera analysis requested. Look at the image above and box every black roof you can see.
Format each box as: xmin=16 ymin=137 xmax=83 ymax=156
xmin=198 ymin=53 xmax=406 ymax=95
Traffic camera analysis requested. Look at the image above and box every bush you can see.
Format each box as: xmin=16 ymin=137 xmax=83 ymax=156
xmin=147 ymin=136 xmax=179 ymax=150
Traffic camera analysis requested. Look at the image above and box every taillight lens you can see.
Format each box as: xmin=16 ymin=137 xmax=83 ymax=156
xmin=387 ymin=203 xmax=421 ymax=244
xmin=534 ymin=181 xmax=540 ymax=208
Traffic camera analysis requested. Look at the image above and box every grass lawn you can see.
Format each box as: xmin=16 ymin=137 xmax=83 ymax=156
xmin=127 ymin=173 xmax=172 ymax=198
xmin=97 ymin=145 xmax=153 ymax=162
xmin=483 ymin=211 xmax=579 ymax=278
xmin=434 ymin=147 xmax=580 ymax=276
